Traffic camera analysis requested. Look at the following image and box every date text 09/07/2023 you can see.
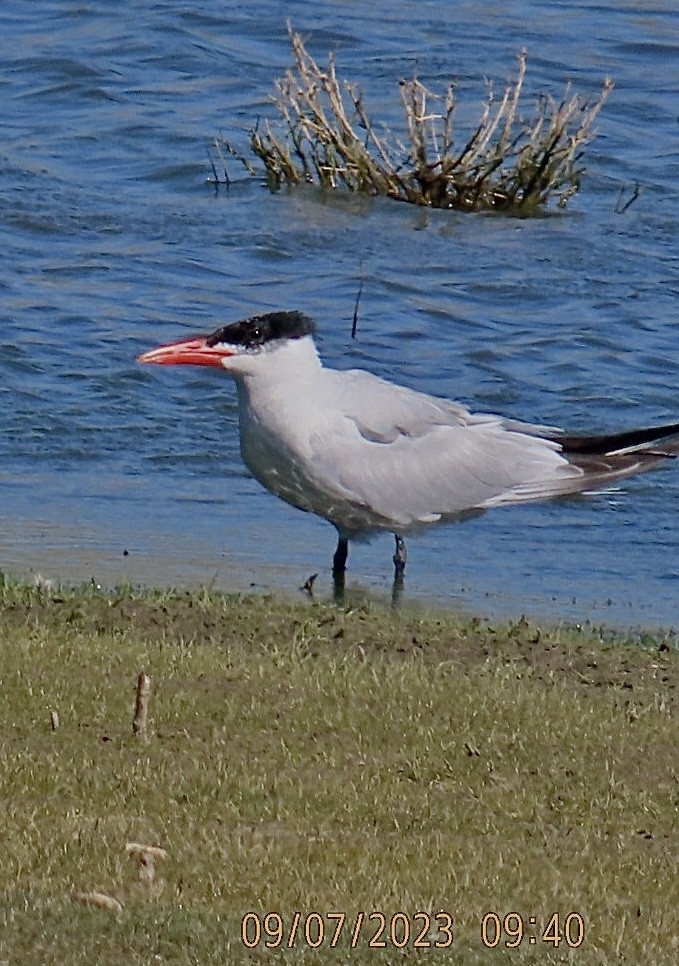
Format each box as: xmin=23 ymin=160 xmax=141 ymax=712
xmin=240 ymin=910 xmax=585 ymax=950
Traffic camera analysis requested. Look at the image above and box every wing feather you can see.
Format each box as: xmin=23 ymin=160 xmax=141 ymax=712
xmin=305 ymin=370 xmax=581 ymax=534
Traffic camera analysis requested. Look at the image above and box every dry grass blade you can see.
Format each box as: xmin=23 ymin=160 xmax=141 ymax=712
xmin=249 ymin=27 xmax=613 ymax=214
xmin=71 ymin=891 xmax=123 ymax=914
xmin=126 ymin=843 xmax=169 ymax=893
xmin=125 ymin=843 xmax=169 ymax=862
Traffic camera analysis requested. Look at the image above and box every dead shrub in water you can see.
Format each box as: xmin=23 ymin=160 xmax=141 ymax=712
xmin=242 ymin=28 xmax=613 ymax=214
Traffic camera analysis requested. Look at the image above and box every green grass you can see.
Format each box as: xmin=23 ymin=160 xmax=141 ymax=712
xmin=0 ymin=579 xmax=676 ymax=963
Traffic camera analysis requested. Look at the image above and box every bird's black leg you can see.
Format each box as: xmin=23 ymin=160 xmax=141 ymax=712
xmin=333 ymin=537 xmax=348 ymax=575
xmin=391 ymin=534 xmax=407 ymax=609
xmin=332 ymin=536 xmax=348 ymax=601
xmin=393 ymin=534 xmax=407 ymax=581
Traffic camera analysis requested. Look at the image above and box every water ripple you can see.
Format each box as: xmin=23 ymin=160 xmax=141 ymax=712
xmin=0 ymin=0 xmax=677 ymax=626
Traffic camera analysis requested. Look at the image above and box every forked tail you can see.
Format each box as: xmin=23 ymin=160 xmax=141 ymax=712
xmin=554 ymin=420 xmax=679 ymax=484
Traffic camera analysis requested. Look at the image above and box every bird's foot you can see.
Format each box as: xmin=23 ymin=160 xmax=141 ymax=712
xmin=332 ymin=569 xmax=346 ymax=604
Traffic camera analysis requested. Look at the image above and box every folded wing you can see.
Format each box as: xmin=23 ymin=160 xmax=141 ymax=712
xmin=307 ymin=370 xmax=581 ymax=533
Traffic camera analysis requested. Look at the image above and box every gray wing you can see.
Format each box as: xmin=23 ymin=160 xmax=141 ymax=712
xmin=307 ymin=370 xmax=582 ymax=533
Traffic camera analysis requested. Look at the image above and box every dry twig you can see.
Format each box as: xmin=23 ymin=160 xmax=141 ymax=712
xmin=126 ymin=842 xmax=168 ymax=891
xmin=72 ymin=891 xmax=123 ymax=913
xmin=247 ymin=27 xmax=613 ymax=214
xmin=132 ymin=672 xmax=151 ymax=739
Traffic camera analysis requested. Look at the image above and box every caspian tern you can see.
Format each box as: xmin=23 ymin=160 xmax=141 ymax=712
xmin=138 ymin=310 xmax=679 ymax=593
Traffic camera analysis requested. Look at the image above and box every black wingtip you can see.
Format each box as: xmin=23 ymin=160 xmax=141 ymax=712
xmin=556 ymin=421 xmax=679 ymax=456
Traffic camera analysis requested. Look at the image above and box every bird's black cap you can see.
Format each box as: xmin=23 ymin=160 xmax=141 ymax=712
xmin=206 ymin=311 xmax=316 ymax=350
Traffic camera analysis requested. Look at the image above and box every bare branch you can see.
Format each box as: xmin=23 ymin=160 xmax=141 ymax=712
xmin=247 ymin=29 xmax=614 ymax=214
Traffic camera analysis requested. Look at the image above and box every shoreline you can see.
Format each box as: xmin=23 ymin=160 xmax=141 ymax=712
xmin=3 ymin=550 xmax=677 ymax=642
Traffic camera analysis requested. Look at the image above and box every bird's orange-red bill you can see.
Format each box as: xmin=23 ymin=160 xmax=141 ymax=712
xmin=137 ymin=337 xmax=234 ymax=367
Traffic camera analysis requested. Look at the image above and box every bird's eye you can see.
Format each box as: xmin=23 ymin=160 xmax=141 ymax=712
xmin=251 ymin=326 xmax=262 ymax=344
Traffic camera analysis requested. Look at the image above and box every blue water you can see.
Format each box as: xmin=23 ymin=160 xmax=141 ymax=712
xmin=1 ymin=0 xmax=678 ymax=629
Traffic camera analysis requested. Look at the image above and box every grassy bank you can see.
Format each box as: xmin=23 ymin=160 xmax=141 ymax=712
xmin=0 ymin=580 xmax=676 ymax=963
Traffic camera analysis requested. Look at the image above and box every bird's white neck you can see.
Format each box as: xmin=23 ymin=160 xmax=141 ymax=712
xmin=228 ymin=334 xmax=323 ymax=390
xmin=231 ymin=335 xmax=328 ymax=489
